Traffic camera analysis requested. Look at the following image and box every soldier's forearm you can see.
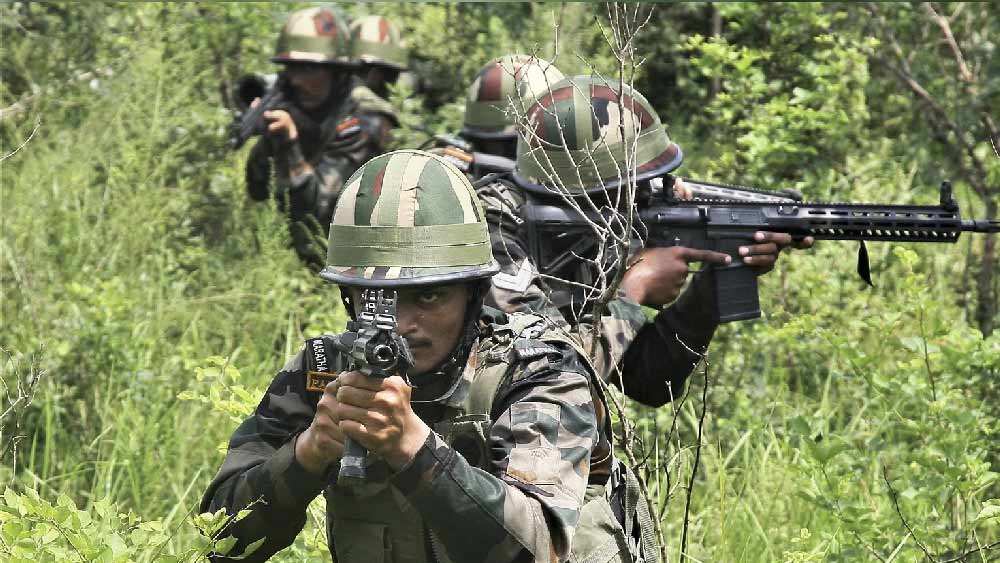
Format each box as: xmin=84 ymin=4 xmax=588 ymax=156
xmin=619 ymin=272 xmax=718 ymax=407
xmin=203 ymin=439 xmax=325 ymax=561
xmin=389 ymin=431 xmax=562 ymax=563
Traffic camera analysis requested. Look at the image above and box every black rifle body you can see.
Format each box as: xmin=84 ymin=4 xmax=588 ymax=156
xmin=228 ymin=74 xmax=286 ymax=150
xmin=334 ymin=289 xmax=413 ymax=481
xmin=525 ymin=181 xmax=999 ymax=323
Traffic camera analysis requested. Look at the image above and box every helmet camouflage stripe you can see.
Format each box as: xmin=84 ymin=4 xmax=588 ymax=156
xmin=414 ymin=158 xmax=469 ymax=225
xmin=273 ymin=7 xmax=353 ymax=65
xmin=513 ymin=75 xmax=683 ymax=196
xmin=322 ymin=150 xmax=498 ymax=287
xmin=464 ymin=54 xmax=532 ymax=132
xmin=463 ymin=55 xmax=566 ymax=140
xmin=351 ymin=15 xmax=408 ymax=70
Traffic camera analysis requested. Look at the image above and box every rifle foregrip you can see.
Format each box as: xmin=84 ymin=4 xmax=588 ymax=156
xmin=339 ymin=437 xmax=368 ymax=480
xmin=713 ymin=264 xmax=761 ymax=323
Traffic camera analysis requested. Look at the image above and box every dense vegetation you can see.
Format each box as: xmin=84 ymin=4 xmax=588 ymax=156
xmin=2 ymin=3 xmax=997 ymax=562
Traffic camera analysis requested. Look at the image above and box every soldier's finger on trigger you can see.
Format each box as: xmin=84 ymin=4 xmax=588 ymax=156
xmin=683 ymin=247 xmax=730 ymax=265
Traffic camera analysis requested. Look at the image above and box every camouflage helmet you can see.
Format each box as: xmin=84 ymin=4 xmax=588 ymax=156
xmin=513 ymin=75 xmax=683 ymax=196
xmin=350 ymin=15 xmax=408 ymax=71
xmin=321 ymin=150 xmax=499 ymax=287
xmin=462 ymin=54 xmax=562 ymax=141
xmin=272 ymin=7 xmax=353 ymax=66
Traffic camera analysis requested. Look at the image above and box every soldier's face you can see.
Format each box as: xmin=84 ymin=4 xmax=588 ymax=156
xmin=284 ymin=63 xmax=336 ymax=110
xmin=349 ymin=284 xmax=469 ymax=376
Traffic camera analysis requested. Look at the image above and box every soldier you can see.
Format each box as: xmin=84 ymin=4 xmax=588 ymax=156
xmin=350 ymin=15 xmax=408 ymax=100
xmin=245 ymin=7 xmax=393 ymax=269
xmin=202 ymin=150 xmax=612 ymax=563
xmin=482 ymin=74 xmax=814 ymax=406
xmin=346 ymin=14 xmax=403 ymax=160
xmin=433 ymin=54 xmax=563 ymax=181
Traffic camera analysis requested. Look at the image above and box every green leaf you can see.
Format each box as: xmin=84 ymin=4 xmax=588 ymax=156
xmin=788 ymin=416 xmax=811 ymax=435
xmin=214 ymin=535 xmax=237 ymax=555
xmin=975 ymin=500 xmax=1000 ymax=523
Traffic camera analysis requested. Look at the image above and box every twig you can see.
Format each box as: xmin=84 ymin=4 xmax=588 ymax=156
xmin=922 ymin=3 xmax=972 ymax=84
xmin=0 ymin=118 xmax=42 ymax=162
xmin=680 ymin=356 xmax=710 ymax=561
xmin=937 ymin=541 xmax=1000 ymax=563
xmin=882 ymin=465 xmax=935 ymax=561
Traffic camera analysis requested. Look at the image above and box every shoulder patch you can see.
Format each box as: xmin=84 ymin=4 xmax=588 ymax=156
xmin=304 ymin=335 xmax=338 ymax=392
xmin=492 ymin=258 xmax=534 ymax=293
xmin=512 ymin=339 xmax=561 ymax=362
xmin=335 ymin=116 xmax=362 ymax=138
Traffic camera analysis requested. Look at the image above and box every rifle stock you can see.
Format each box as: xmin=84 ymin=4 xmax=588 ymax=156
xmin=524 ymin=181 xmax=999 ymax=323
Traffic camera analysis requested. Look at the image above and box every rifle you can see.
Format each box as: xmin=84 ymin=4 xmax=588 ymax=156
xmin=425 ymin=134 xmax=516 ymax=178
xmin=227 ymin=73 xmax=287 ymax=150
xmin=524 ymin=180 xmax=999 ymax=323
xmin=305 ymin=288 xmax=413 ymax=481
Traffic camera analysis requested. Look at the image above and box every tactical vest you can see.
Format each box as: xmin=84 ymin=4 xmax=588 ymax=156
xmin=320 ymin=313 xmax=653 ymax=563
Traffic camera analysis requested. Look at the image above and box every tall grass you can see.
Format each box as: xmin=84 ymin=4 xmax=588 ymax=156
xmin=1 ymin=5 xmax=997 ymax=562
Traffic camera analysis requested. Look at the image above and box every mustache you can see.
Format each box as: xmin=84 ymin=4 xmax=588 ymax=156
xmin=403 ymin=336 xmax=432 ymax=349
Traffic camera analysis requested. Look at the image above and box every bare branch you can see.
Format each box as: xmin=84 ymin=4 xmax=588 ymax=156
xmin=937 ymin=541 xmax=1000 ymax=563
xmin=680 ymin=357 xmax=709 ymax=561
xmin=922 ymin=3 xmax=973 ymax=84
xmin=1 ymin=118 xmax=42 ymax=162
xmin=882 ymin=465 xmax=935 ymax=561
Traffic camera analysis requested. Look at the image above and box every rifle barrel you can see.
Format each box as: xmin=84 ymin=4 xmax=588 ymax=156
xmin=962 ymin=220 xmax=1000 ymax=233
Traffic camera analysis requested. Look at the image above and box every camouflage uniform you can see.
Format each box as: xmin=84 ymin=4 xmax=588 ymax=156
xmin=201 ymin=309 xmax=598 ymax=563
xmin=459 ymin=70 xmax=716 ymax=405
xmin=349 ymin=14 xmax=404 ymax=146
xmin=480 ymin=178 xmax=717 ymax=406
xmin=245 ymin=8 xmax=394 ymax=268
xmin=203 ymin=151 xmax=605 ymax=563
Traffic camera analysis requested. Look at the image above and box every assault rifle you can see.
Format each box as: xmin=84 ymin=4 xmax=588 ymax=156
xmin=524 ymin=179 xmax=999 ymax=323
xmin=227 ymin=73 xmax=287 ymax=150
xmin=304 ymin=289 xmax=413 ymax=481
xmin=426 ymin=133 xmax=517 ymax=178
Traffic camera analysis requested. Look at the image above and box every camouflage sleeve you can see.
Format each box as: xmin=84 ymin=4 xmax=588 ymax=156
xmin=282 ymin=111 xmax=392 ymax=224
xmin=280 ymin=138 xmax=346 ymax=222
xmin=200 ymin=351 xmax=326 ymax=562
xmin=389 ymin=341 xmax=597 ymax=563
xmin=245 ymin=138 xmax=273 ymax=202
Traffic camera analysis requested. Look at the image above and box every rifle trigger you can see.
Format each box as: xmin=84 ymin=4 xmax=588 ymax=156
xmin=857 ymin=241 xmax=873 ymax=287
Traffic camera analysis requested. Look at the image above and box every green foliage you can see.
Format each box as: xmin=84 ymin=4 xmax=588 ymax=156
xmin=0 ymin=486 xmax=250 ymax=562
xmin=1 ymin=3 xmax=997 ymax=562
